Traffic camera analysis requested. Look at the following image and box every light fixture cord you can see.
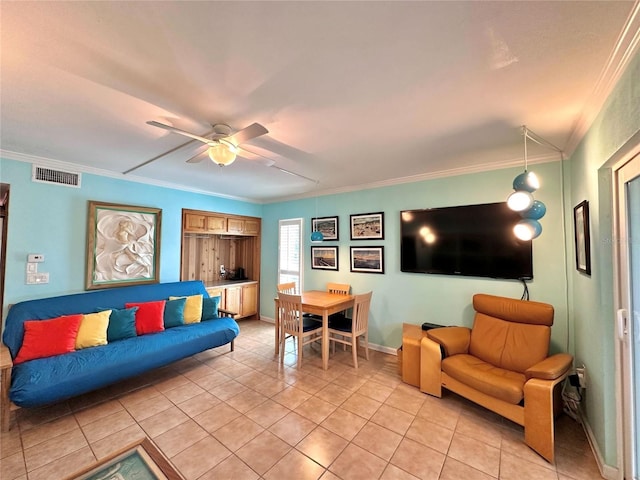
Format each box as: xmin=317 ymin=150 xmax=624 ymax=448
xmin=522 ymin=125 xmax=529 ymax=171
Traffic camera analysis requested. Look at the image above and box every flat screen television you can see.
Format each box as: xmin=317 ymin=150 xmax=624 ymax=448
xmin=400 ymin=202 xmax=533 ymax=280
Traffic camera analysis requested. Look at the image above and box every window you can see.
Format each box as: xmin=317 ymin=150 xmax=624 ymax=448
xmin=278 ymin=218 xmax=303 ymax=292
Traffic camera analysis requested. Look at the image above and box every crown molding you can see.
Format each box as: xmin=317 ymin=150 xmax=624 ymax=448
xmin=0 ymin=149 xmax=260 ymax=204
xmin=564 ymin=1 xmax=640 ymax=155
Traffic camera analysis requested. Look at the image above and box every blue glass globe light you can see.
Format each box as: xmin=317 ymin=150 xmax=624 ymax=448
xmin=512 ymin=171 xmax=540 ymax=193
xmin=310 ymin=230 xmax=324 ymax=243
xmin=513 ymin=219 xmax=542 ymax=240
xmin=521 ymin=200 xmax=547 ymax=220
xmin=507 ymin=190 xmax=534 ymax=211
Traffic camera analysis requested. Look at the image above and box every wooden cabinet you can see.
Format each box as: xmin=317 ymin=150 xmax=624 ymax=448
xmin=206 ymin=215 xmax=227 ymax=233
xmin=184 ymin=210 xmax=259 ymax=236
xmin=227 ymin=218 xmax=260 ymax=235
xmin=206 ymin=282 xmax=257 ymax=319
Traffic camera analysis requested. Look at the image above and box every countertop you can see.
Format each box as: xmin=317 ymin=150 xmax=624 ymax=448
xmin=205 ymin=279 xmax=258 ymax=288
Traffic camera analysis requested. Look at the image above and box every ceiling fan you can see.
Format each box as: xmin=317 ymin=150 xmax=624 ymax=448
xmin=146 ymin=120 xmax=268 ymax=167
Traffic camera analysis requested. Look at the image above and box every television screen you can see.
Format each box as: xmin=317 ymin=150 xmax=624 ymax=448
xmin=400 ymin=202 xmax=533 ymax=280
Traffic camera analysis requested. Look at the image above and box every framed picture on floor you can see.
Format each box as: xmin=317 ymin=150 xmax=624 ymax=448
xmin=311 ymin=246 xmax=339 ymax=270
xmin=350 ymin=246 xmax=384 ymax=274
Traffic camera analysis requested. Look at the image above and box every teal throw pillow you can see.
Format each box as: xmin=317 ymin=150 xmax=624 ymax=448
xmin=164 ymin=297 xmax=187 ymax=328
xmin=201 ymin=296 xmax=221 ymax=321
xmin=107 ymin=307 xmax=138 ymax=342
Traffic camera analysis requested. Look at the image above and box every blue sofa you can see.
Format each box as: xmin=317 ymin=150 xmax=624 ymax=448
xmin=1 ymin=280 xmax=239 ymax=430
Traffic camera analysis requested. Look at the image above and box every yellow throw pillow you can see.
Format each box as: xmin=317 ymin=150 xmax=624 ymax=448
xmin=75 ymin=310 xmax=111 ymax=349
xmin=169 ymin=294 xmax=203 ymax=324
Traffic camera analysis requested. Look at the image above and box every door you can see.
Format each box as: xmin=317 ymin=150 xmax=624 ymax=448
xmin=616 ymin=152 xmax=640 ymax=479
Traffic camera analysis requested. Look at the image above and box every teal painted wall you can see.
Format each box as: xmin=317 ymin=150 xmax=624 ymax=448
xmin=261 ymin=161 xmax=570 ymax=354
xmin=0 ymin=158 xmax=262 ymax=314
xmin=567 ymin=49 xmax=640 ymax=467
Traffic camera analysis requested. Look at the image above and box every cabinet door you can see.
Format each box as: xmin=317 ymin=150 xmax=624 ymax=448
xmin=243 ymin=219 xmax=260 ymax=235
xmin=241 ymin=284 xmax=258 ymax=316
xmin=206 ymin=216 xmax=227 ymax=234
xmin=226 ymin=286 xmax=242 ymax=315
xmin=227 ymin=218 xmax=244 ymax=234
xmin=184 ymin=213 xmax=206 ymax=232
xmin=206 ymin=287 xmax=226 ymax=309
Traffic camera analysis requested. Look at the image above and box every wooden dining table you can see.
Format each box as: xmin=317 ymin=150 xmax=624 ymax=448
xmin=274 ymin=290 xmax=355 ymax=370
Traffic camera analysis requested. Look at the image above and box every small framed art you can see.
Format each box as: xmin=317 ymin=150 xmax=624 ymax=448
xmin=311 ymin=246 xmax=339 ymax=270
xmin=350 ymin=246 xmax=384 ymax=274
xmin=350 ymin=212 xmax=384 ymax=240
xmin=312 ymin=216 xmax=339 ymax=241
xmin=574 ymin=200 xmax=591 ymax=275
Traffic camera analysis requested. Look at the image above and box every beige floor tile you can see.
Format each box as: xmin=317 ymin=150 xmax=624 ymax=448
xmin=296 ymin=426 xmax=348 ymax=467
xmin=273 ymin=385 xmax=313 ymax=409
xmin=353 ymin=422 xmax=403 ymax=461
xmin=123 ymin=394 xmax=174 ymax=422
xmin=26 ymin=446 xmax=95 ymax=480
xmin=500 ymin=427 xmax=557 ymax=470
xmin=341 ymin=393 xmax=382 ymax=419
xmin=153 ymin=372 xmax=191 ymax=393
xmin=455 ymin=412 xmax=503 ymax=449
xmin=235 ymin=430 xmax=292 ymax=475
xmin=81 ymin=409 xmax=137 ymax=444
xmin=192 ymin=371 xmax=233 ymax=391
xmin=500 ymin=451 xmax=559 ymax=480
xmin=163 ymin=381 xmax=206 ymax=405
xmin=153 ymin=419 xmax=209 ymax=458
xmin=320 ymin=471 xmax=343 ymax=480
xmin=117 ymin=385 xmax=161 ymax=408
xmin=269 ymin=411 xmax=317 ymax=446
xmin=246 ymin=399 xmax=291 ymax=428
xmin=264 ymin=449 xmax=326 ymax=480
xmin=17 ymin=402 xmax=71 ymax=431
xmin=384 ymin=389 xmax=425 ymax=415
xmin=182 ymin=363 xmax=216 ymax=381
xmin=1 ymin=451 xmax=25 ymax=480
xmin=321 ymin=407 xmax=368 ymax=441
xmin=448 ymin=432 xmax=501 ymax=477
xmin=20 ymin=415 xmax=79 ymax=449
xmin=198 ymin=454 xmax=259 ymax=480
xmin=89 ymin=424 xmax=147 ymax=459
xmin=295 ymin=396 xmax=338 ymax=423
xmin=439 ymin=456 xmax=496 ymax=480
xmin=193 ymin=403 xmax=241 ymax=432
xmin=332 ymin=372 xmax=367 ymax=392
xmin=176 ymin=391 xmax=221 ymax=417
xmin=23 ymin=428 xmax=88 ymax=472
xmin=390 ymin=437 xmax=445 ymax=480
xmin=171 ymin=435 xmax=231 ymax=480
xmin=224 ymin=389 xmax=268 ymax=413
xmin=292 ymin=375 xmax=330 ymax=395
xmin=329 ymin=443 xmax=388 ymax=480
xmin=416 ymin=395 xmax=461 ymax=431
xmin=211 ymin=379 xmax=250 ymax=400
xmin=0 ymin=430 xmax=23 ymax=459
xmin=74 ymin=399 xmax=124 ymax=427
xmin=370 ymin=404 xmax=416 ymax=436
xmin=139 ymin=405 xmax=190 ymax=438
xmin=315 ymin=382 xmax=354 ymax=406
xmin=357 ymin=380 xmax=395 ymax=403
xmin=213 ymin=415 xmax=265 ymax=451
xmin=405 ymin=416 xmax=454 ymax=454
xmin=555 ymin=445 xmax=604 ymax=480
xmin=220 ymin=362 xmax=255 ymax=379
xmin=380 ymin=464 xmax=421 ymax=480
xmin=252 ymin=377 xmax=289 ymax=397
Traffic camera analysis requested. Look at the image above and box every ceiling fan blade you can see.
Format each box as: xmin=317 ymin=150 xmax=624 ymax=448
xmin=270 ymin=166 xmax=317 ymax=183
xmin=238 ymin=146 xmax=275 ymax=167
xmin=147 ymin=121 xmax=213 ymax=145
xmin=231 ymin=122 xmax=268 ymax=144
xmin=186 ymin=148 xmax=208 ymax=163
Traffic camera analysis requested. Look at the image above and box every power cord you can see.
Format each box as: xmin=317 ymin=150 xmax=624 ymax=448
xmin=520 ymin=279 xmax=530 ymax=300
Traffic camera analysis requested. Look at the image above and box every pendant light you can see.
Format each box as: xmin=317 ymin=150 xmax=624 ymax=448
xmin=310 ymin=181 xmax=324 ymax=243
xmin=508 ymin=126 xmax=546 ymax=240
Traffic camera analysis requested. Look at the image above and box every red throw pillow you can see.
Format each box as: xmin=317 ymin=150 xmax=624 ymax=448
xmin=125 ymin=300 xmax=166 ymax=335
xmin=14 ymin=314 xmax=83 ymax=364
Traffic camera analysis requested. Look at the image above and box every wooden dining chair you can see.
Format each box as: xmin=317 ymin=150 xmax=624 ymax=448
xmin=328 ymin=291 xmax=372 ymax=368
xmin=278 ymin=292 xmax=322 ymax=368
xmin=277 ymin=282 xmax=296 ymax=294
xmin=305 ymin=282 xmax=351 ymax=320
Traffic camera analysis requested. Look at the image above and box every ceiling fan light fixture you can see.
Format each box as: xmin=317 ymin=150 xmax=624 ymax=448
xmin=208 ymin=139 xmax=237 ymax=166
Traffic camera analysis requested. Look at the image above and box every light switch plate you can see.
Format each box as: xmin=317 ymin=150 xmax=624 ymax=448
xmin=28 ymin=254 xmax=45 ymax=263
xmin=26 ymin=263 xmax=38 ymax=273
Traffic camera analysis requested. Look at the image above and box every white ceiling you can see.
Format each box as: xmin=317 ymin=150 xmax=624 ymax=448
xmin=1 ymin=1 xmax=638 ymax=203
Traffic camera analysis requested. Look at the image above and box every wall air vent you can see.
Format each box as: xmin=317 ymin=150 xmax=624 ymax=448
xmin=32 ymin=165 xmax=81 ymax=188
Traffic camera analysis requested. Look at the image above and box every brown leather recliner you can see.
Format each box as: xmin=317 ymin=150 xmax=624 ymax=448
xmin=420 ymin=294 xmax=573 ymax=463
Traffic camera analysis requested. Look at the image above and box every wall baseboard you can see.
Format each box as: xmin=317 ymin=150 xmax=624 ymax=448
xmin=580 ymin=410 xmax=619 ymax=480
xmin=259 ymin=316 xmax=398 ymax=356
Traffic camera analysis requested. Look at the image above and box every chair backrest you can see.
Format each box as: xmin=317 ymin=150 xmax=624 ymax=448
xmin=278 ymin=292 xmax=303 ymax=334
xmin=352 ymin=291 xmax=372 ymax=334
xmin=469 ymin=294 xmax=554 ymax=373
xmin=277 ymin=282 xmax=296 ymax=294
xmin=327 ymin=282 xmax=350 ymax=295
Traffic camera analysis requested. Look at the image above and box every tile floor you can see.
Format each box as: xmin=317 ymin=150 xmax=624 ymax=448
xmin=1 ymin=319 xmax=604 ymax=480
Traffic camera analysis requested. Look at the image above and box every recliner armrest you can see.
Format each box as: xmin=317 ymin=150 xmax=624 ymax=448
xmin=427 ymin=327 xmax=470 ymax=356
xmin=525 ymin=353 xmax=573 ymax=381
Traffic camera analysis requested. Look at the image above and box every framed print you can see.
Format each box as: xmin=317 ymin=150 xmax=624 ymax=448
xmin=350 ymin=246 xmax=384 ymax=274
xmin=64 ymin=437 xmax=184 ymax=480
xmin=312 ymin=216 xmax=339 ymax=241
xmin=573 ymin=200 xmax=591 ymax=275
xmin=86 ymin=201 xmax=162 ymax=290
xmin=350 ymin=212 xmax=384 ymax=240
xmin=311 ymin=246 xmax=339 ymax=270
